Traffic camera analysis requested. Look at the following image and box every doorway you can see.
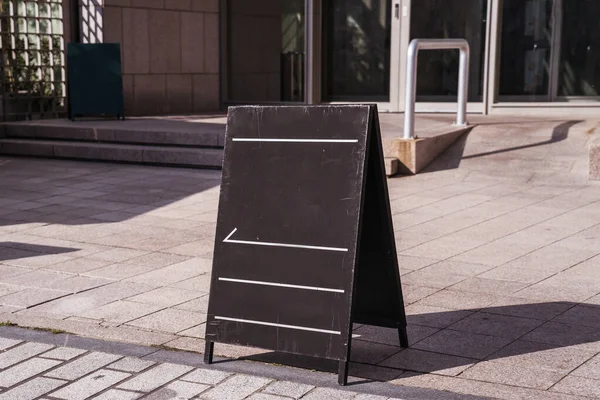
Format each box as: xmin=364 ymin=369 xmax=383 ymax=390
xmin=320 ymin=0 xmax=402 ymax=111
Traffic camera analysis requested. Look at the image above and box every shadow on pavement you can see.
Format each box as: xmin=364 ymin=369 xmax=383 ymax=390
xmin=0 ymin=158 xmax=221 ymax=228
xmin=235 ymin=301 xmax=599 ymax=384
xmin=0 ymin=242 xmax=78 ymax=261
xmin=422 ymin=120 xmax=583 ymax=174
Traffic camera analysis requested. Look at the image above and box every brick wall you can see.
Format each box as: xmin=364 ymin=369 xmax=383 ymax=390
xmin=103 ymin=0 xmax=220 ymax=116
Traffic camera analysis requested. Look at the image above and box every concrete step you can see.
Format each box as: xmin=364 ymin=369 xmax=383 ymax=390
xmin=0 ymin=138 xmax=223 ymax=168
xmin=1 ymin=119 xmax=225 ymax=147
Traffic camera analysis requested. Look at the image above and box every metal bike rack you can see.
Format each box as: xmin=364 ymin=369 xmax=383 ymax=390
xmin=403 ymin=39 xmax=470 ymax=140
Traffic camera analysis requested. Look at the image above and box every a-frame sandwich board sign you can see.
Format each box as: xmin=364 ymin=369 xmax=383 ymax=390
xmin=203 ymin=105 xmax=408 ymax=385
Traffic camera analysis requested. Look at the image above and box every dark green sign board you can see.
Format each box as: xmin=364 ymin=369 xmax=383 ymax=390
xmin=67 ymin=43 xmax=125 ymax=120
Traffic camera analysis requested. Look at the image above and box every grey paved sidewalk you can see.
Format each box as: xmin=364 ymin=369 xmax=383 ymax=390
xmin=1 ymin=117 xmax=600 ymax=399
xmin=0 ymin=326 xmax=473 ymax=400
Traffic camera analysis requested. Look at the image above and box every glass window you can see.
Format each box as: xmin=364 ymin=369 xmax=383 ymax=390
xmin=498 ymin=0 xmax=600 ymax=101
xmin=321 ymin=0 xmax=392 ymax=101
xmin=410 ymin=0 xmax=488 ymax=102
xmin=498 ymin=0 xmax=553 ymax=98
xmin=558 ymin=0 xmax=600 ymax=97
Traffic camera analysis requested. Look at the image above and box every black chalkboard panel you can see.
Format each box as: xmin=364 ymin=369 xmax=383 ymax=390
xmin=66 ymin=43 xmax=125 ymax=120
xmin=204 ymin=105 xmax=408 ymax=385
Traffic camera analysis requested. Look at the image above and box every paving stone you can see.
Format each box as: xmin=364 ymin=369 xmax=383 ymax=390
xmin=460 ymin=360 xmax=566 ymax=389
xmin=0 ymin=342 xmax=53 ymax=368
xmin=379 ymin=348 xmax=475 ymax=376
xmin=83 ymin=262 xmax=160 ymax=281
xmin=50 ymin=369 xmax=131 ymax=400
xmin=553 ymin=304 xmax=600 ymax=328
xmin=246 ymin=394 xmax=289 ymax=400
xmin=199 ymin=374 xmax=273 ymax=400
xmin=413 ymin=329 xmax=513 ymax=360
xmin=262 ymin=380 xmax=315 ymax=399
xmin=404 ymin=304 xmax=474 ymax=328
xmin=0 ymin=337 xmax=22 ymax=351
xmin=168 ymin=273 xmax=212 ymax=292
xmin=1 ymin=270 xmax=73 ymax=288
xmin=448 ymin=277 xmax=528 ymax=296
xmin=90 ymin=248 xmax=149 ymax=263
xmin=79 ymin=300 xmax=163 ymax=324
xmin=144 ymin=380 xmax=210 ymax=399
xmin=0 ymin=288 xmax=68 ymax=308
xmin=484 ymin=297 xmax=573 ymax=321
xmin=173 ymin=295 xmax=209 ymax=312
xmin=0 ymin=357 xmax=61 ymax=387
xmin=348 ymin=362 xmax=404 ymax=382
xmin=117 ymin=363 xmax=194 ymax=392
xmin=48 ymin=276 xmax=114 ymax=293
xmin=29 ymin=282 xmax=154 ymax=316
xmin=448 ymin=312 xmax=544 ymax=339
xmin=45 ymin=351 xmax=122 ymax=380
xmin=181 ymin=368 xmax=232 ymax=385
xmin=571 ymin=354 xmax=600 ymax=380
xmin=353 ymin=324 xmax=438 ymax=347
xmin=125 ymin=258 xmax=209 ymax=286
xmin=550 ymin=375 xmax=600 ymax=398
xmin=126 ymin=287 xmax=201 ymax=307
xmin=300 ymin=387 xmax=356 ymax=400
xmin=0 ymin=265 xmax=31 ymax=279
xmin=92 ymin=390 xmax=142 ymax=400
xmin=0 ymin=377 xmax=66 ymax=400
xmin=486 ymin=339 xmax=597 ymax=373
xmin=521 ymin=321 xmax=600 ymax=351
xmin=121 ymin=252 xmax=192 ymax=269
xmin=349 ymin=340 xmax=401 ymax=364
xmin=127 ymin=308 xmax=206 ymax=333
xmin=401 ymin=269 xmax=469 ymax=289
xmin=40 ymin=346 xmax=87 ymax=360
xmin=108 ymin=356 xmax=156 ymax=373
xmin=402 ymin=283 xmax=440 ymax=305
xmin=179 ymin=323 xmax=206 ymax=339
xmin=415 ymin=289 xmax=504 ymax=310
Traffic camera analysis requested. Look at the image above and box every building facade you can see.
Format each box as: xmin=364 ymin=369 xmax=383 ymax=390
xmin=1 ymin=0 xmax=599 ymax=120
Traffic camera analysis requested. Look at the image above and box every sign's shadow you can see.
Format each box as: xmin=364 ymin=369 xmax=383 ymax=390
xmin=238 ymin=301 xmax=599 ymax=385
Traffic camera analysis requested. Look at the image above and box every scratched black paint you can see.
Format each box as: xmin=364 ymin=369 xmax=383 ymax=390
xmin=204 ymin=105 xmax=408 ymax=385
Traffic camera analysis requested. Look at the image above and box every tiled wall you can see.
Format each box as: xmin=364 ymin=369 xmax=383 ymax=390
xmin=103 ymin=0 xmax=220 ymax=116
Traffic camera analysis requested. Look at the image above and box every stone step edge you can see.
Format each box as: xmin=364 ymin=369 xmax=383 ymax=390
xmin=1 ymin=124 xmax=225 ymax=148
xmin=0 ymin=138 xmax=223 ymax=168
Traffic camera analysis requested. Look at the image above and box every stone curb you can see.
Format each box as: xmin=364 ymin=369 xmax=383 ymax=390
xmin=0 ymin=326 xmax=487 ymax=400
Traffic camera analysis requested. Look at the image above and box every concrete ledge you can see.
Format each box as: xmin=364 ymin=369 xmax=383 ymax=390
xmin=0 ymin=139 xmax=223 ymax=167
xmin=383 ymin=126 xmax=472 ymax=175
xmin=0 ymin=120 xmax=224 ymax=147
xmin=590 ymin=139 xmax=600 ymax=181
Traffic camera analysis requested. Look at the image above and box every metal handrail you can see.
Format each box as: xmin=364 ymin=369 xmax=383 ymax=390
xmin=403 ymin=39 xmax=470 ymax=139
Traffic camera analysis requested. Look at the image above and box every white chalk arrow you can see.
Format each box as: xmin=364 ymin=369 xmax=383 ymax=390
xmin=223 ymin=228 xmax=348 ymax=252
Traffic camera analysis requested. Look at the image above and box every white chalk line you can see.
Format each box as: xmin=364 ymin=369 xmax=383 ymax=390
xmin=223 ymin=228 xmax=348 ymax=252
xmin=232 ymin=138 xmax=358 ymax=143
xmin=218 ymin=277 xmax=344 ymax=293
xmin=215 ymin=316 xmax=341 ymax=335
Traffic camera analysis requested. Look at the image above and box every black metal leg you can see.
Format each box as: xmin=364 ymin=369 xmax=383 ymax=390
xmin=338 ymin=360 xmax=349 ymax=386
xmin=203 ymin=341 xmax=214 ymax=364
xmin=398 ymin=326 xmax=409 ymax=348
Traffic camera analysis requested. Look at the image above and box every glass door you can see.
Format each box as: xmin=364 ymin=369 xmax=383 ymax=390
xmin=496 ymin=0 xmax=600 ymax=102
xmin=407 ymin=0 xmax=491 ymax=113
xmin=320 ymin=0 xmax=402 ymax=111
